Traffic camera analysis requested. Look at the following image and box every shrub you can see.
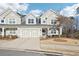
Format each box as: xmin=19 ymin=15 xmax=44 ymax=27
xmin=73 ymin=31 xmax=79 ymax=39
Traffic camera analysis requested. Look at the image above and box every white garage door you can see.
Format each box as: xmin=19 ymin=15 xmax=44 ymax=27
xmin=18 ymin=28 xmax=42 ymax=38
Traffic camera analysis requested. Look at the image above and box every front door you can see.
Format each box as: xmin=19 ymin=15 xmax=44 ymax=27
xmin=42 ymin=28 xmax=48 ymax=36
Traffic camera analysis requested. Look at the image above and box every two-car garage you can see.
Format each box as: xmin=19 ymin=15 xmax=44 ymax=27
xmin=15 ymin=27 xmax=42 ymax=49
xmin=17 ymin=28 xmax=42 ymax=38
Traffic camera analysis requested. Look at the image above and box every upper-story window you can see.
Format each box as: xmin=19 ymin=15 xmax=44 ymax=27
xmin=43 ymin=17 xmax=47 ymax=23
xmin=1 ymin=20 xmax=4 ymax=23
xmin=36 ymin=18 xmax=41 ymax=24
xmin=51 ymin=20 xmax=56 ymax=24
xmin=9 ymin=19 xmax=15 ymax=24
xmin=43 ymin=20 xmax=46 ymax=23
xmin=28 ymin=19 xmax=34 ymax=24
xmin=45 ymin=17 xmax=47 ymax=20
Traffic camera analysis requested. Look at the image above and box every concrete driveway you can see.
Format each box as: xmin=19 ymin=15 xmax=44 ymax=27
xmin=0 ymin=37 xmax=40 ymax=50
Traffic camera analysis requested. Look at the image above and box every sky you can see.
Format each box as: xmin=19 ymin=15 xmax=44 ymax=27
xmin=0 ymin=3 xmax=79 ymax=17
xmin=29 ymin=3 xmax=74 ymax=11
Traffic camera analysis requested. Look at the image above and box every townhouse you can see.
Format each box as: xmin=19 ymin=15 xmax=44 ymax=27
xmin=0 ymin=9 xmax=62 ymax=39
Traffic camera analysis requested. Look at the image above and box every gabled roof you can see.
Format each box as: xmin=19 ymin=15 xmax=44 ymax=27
xmin=49 ymin=9 xmax=58 ymax=14
xmin=0 ymin=8 xmax=21 ymax=18
xmin=25 ymin=13 xmax=37 ymax=18
xmin=40 ymin=9 xmax=59 ymax=17
xmin=0 ymin=9 xmax=11 ymax=17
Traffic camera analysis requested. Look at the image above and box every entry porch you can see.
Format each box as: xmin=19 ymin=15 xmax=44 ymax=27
xmin=0 ymin=28 xmax=18 ymax=39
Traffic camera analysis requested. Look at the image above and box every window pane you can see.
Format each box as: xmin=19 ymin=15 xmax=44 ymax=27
xmin=45 ymin=17 xmax=47 ymax=20
xmin=28 ymin=19 xmax=34 ymax=23
xmin=51 ymin=20 xmax=56 ymax=24
xmin=13 ymin=21 xmax=15 ymax=23
xmin=51 ymin=20 xmax=53 ymax=24
xmin=43 ymin=20 xmax=46 ymax=23
xmin=1 ymin=20 xmax=4 ymax=23
xmin=9 ymin=19 xmax=15 ymax=24
xmin=51 ymin=29 xmax=56 ymax=34
xmin=28 ymin=19 xmax=30 ymax=23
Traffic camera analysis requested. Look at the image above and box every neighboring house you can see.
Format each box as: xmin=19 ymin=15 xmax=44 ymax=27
xmin=25 ymin=13 xmax=37 ymax=24
xmin=0 ymin=9 xmax=21 ymax=24
xmin=0 ymin=9 xmax=62 ymax=38
xmin=74 ymin=15 xmax=79 ymax=30
xmin=18 ymin=13 xmax=42 ymax=38
xmin=0 ymin=9 xmax=21 ymax=37
xmin=74 ymin=7 xmax=79 ymax=30
xmin=40 ymin=9 xmax=62 ymax=36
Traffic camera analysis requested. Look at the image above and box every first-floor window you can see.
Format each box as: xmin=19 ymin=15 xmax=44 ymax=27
xmin=10 ymin=30 xmax=16 ymax=34
xmin=28 ymin=19 xmax=34 ymax=23
xmin=51 ymin=29 xmax=56 ymax=34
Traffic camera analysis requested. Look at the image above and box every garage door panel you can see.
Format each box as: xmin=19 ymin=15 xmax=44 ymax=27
xmin=18 ymin=28 xmax=42 ymax=38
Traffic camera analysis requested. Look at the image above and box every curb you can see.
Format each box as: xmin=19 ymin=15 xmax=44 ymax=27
xmin=0 ymin=47 xmax=63 ymax=56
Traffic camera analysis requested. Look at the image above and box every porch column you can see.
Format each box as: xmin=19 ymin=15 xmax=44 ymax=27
xmin=2 ymin=28 xmax=4 ymax=37
xmin=47 ymin=28 xmax=49 ymax=35
xmin=59 ymin=26 xmax=62 ymax=35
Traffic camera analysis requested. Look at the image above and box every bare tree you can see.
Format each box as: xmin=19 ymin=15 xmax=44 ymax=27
xmin=57 ymin=15 xmax=75 ymax=38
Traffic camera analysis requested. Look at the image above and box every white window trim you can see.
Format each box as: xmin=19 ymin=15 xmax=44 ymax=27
xmin=9 ymin=19 xmax=16 ymax=24
xmin=28 ymin=19 xmax=34 ymax=24
xmin=51 ymin=19 xmax=57 ymax=25
xmin=51 ymin=29 xmax=56 ymax=34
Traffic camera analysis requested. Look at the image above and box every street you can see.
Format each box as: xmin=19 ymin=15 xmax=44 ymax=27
xmin=0 ymin=49 xmax=63 ymax=56
xmin=0 ymin=49 xmax=45 ymax=56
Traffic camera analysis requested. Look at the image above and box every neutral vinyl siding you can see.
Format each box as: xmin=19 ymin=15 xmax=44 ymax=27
xmin=25 ymin=14 xmax=36 ymax=24
xmin=4 ymin=12 xmax=21 ymax=24
xmin=40 ymin=10 xmax=58 ymax=25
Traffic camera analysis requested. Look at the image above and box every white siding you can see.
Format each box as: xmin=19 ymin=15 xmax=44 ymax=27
xmin=0 ymin=9 xmax=21 ymax=24
xmin=40 ymin=10 xmax=58 ymax=25
xmin=4 ymin=12 xmax=21 ymax=24
xmin=40 ymin=9 xmax=63 ymax=36
xmin=25 ymin=14 xmax=36 ymax=24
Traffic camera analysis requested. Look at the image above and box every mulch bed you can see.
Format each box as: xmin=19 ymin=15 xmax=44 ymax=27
xmin=53 ymin=38 xmax=67 ymax=42
xmin=0 ymin=35 xmax=18 ymax=40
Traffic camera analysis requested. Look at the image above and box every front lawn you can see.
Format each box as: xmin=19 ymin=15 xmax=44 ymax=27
xmin=40 ymin=37 xmax=79 ymax=46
